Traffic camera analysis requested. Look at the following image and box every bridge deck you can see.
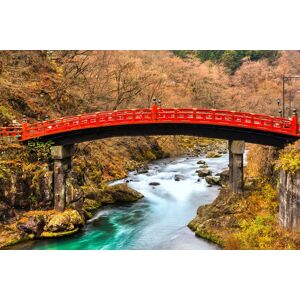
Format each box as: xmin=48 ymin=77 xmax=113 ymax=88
xmin=0 ymin=107 xmax=299 ymax=146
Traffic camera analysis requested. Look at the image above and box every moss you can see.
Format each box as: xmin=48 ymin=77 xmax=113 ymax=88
xmin=0 ymin=105 xmax=16 ymax=122
xmin=195 ymin=227 xmax=223 ymax=247
xmin=40 ymin=228 xmax=79 ymax=238
xmin=143 ymin=150 xmax=157 ymax=161
xmin=0 ymin=225 xmax=31 ymax=249
xmin=83 ymin=198 xmax=102 ymax=212
xmin=44 ymin=209 xmax=84 ymax=232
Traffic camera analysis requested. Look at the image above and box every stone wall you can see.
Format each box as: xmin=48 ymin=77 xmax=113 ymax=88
xmin=279 ymin=170 xmax=300 ymax=230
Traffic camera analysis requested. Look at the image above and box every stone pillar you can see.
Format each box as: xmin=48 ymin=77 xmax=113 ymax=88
xmin=279 ymin=169 xmax=300 ymax=230
xmin=51 ymin=144 xmax=75 ymax=211
xmin=228 ymin=140 xmax=245 ymax=194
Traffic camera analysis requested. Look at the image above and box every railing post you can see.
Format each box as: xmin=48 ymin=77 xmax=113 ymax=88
xmin=292 ymin=109 xmax=298 ymax=134
xmin=21 ymin=115 xmax=28 ymax=141
xmin=151 ymin=104 xmax=158 ymax=120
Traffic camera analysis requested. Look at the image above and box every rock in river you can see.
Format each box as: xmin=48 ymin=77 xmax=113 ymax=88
xmin=206 ymin=151 xmax=222 ymax=158
xmin=198 ymin=168 xmax=212 ymax=177
xmin=105 ymin=183 xmax=144 ymax=202
xmin=149 ymin=182 xmax=160 ymax=186
xmin=197 ymin=160 xmax=206 ymax=165
xmin=205 ymin=176 xmax=221 ymax=186
xmin=174 ymin=174 xmax=185 ymax=181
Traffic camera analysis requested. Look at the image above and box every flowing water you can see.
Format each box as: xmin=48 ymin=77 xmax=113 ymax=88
xmin=26 ymin=153 xmax=229 ymax=250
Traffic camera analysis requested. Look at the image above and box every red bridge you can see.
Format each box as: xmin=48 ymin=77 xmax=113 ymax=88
xmin=0 ymin=106 xmax=299 ymax=147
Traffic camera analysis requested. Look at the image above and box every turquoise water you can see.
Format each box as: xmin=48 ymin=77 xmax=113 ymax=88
xmin=23 ymin=154 xmax=228 ymax=250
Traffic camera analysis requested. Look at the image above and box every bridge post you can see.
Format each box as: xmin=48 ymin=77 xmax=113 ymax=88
xmin=51 ymin=144 xmax=75 ymax=211
xmin=228 ymin=140 xmax=245 ymax=194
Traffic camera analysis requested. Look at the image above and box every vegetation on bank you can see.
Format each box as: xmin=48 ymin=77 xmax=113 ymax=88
xmin=276 ymin=142 xmax=300 ymax=174
xmin=189 ymin=143 xmax=300 ymax=250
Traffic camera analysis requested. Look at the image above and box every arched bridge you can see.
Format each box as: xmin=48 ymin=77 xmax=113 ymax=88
xmin=1 ymin=105 xmax=299 ymax=217
xmin=0 ymin=106 xmax=299 ymax=147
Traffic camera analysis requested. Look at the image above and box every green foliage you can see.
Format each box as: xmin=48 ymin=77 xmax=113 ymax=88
xmin=219 ymin=51 xmax=244 ymax=74
xmin=29 ymin=194 xmax=37 ymax=204
xmin=173 ymin=50 xmax=280 ymax=74
xmin=276 ymin=143 xmax=300 ymax=174
xmin=236 ymin=215 xmax=277 ymax=249
xmin=172 ymin=50 xmax=192 ymax=58
xmin=0 ymin=105 xmax=16 ymax=123
xmin=26 ymin=139 xmax=54 ymax=162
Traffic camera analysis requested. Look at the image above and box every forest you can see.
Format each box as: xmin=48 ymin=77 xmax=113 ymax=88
xmin=1 ymin=50 xmax=300 ymax=124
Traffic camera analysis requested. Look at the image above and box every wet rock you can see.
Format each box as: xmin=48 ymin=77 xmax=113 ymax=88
xmin=206 ymin=151 xmax=222 ymax=158
xmin=174 ymin=174 xmax=184 ymax=181
xmin=83 ymin=198 xmax=102 ymax=212
xmin=197 ymin=160 xmax=206 ymax=165
xmin=219 ymin=169 xmax=229 ymax=186
xmin=105 ymin=183 xmax=143 ymax=202
xmin=44 ymin=210 xmax=84 ymax=233
xmin=0 ymin=225 xmax=29 ymax=249
xmin=198 ymin=168 xmax=212 ymax=177
xmin=17 ymin=215 xmax=45 ymax=236
xmin=136 ymin=166 xmax=149 ymax=174
xmin=218 ymin=149 xmax=227 ymax=154
xmin=199 ymin=164 xmax=208 ymax=169
xmin=149 ymin=182 xmax=160 ymax=186
xmin=205 ymin=176 xmax=221 ymax=186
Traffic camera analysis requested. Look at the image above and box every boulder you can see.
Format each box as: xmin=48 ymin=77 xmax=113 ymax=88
xmin=218 ymin=149 xmax=227 ymax=154
xmin=136 ymin=166 xmax=149 ymax=174
xmin=198 ymin=168 xmax=212 ymax=177
xmin=149 ymin=182 xmax=160 ymax=186
xmin=174 ymin=174 xmax=185 ymax=181
xmin=199 ymin=164 xmax=208 ymax=169
xmin=219 ymin=169 xmax=229 ymax=186
xmin=206 ymin=151 xmax=222 ymax=158
xmin=83 ymin=198 xmax=102 ymax=212
xmin=17 ymin=215 xmax=45 ymax=236
xmin=0 ymin=225 xmax=29 ymax=249
xmin=205 ymin=176 xmax=221 ymax=186
xmin=44 ymin=209 xmax=84 ymax=233
xmin=105 ymin=183 xmax=143 ymax=202
xmin=197 ymin=160 xmax=206 ymax=165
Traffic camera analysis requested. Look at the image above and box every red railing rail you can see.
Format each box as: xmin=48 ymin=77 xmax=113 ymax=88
xmin=0 ymin=107 xmax=299 ymax=142
xmin=0 ymin=126 xmax=22 ymax=138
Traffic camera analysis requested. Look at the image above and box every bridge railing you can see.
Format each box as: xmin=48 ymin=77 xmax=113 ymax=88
xmin=0 ymin=126 xmax=22 ymax=137
xmin=0 ymin=108 xmax=298 ymax=141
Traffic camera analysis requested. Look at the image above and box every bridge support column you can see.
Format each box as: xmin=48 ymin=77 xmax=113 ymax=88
xmin=51 ymin=144 xmax=75 ymax=211
xmin=228 ymin=140 xmax=245 ymax=194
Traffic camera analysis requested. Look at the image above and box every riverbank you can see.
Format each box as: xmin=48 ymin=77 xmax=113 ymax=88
xmin=188 ymin=144 xmax=300 ymax=250
xmin=0 ymin=138 xmax=227 ymax=249
xmin=19 ymin=153 xmax=228 ymax=250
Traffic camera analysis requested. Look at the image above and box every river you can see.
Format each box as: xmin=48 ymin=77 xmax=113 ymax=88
xmin=25 ymin=153 xmax=229 ymax=250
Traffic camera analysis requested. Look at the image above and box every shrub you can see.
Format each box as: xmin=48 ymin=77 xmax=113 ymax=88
xmin=276 ymin=143 xmax=300 ymax=174
xmin=26 ymin=139 xmax=54 ymax=162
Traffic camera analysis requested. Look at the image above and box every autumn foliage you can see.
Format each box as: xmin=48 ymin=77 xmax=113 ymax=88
xmin=1 ymin=50 xmax=300 ymax=126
